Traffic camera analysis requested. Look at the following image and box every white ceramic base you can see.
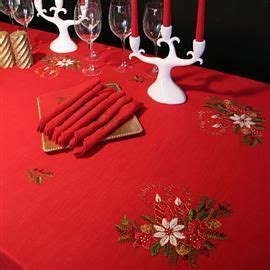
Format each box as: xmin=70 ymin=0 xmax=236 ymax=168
xmin=50 ymin=35 xmax=77 ymax=53
xmin=147 ymin=68 xmax=186 ymax=104
xmin=34 ymin=1 xmax=80 ymax=53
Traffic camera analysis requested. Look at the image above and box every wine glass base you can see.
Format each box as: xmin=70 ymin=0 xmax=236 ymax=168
xmin=82 ymin=67 xmax=101 ymax=77
xmin=84 ymin=52 xmax=101 ymax=62
xmin=114 ymin=64 xmax=133 ymax=73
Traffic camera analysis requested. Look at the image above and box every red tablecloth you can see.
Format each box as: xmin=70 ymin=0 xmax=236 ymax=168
xmin=0 ymin=22 xmax=270 ymax=270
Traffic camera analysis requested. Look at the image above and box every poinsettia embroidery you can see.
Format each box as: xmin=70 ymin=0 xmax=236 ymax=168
xmin=35 ymin=55 xmax=81 ymax=79
xmin=115 ymin=184 xmax=231 ymax=268
xmin=27 ymin=168 xmax=54 ymax=184
xmin=199 ymin=97 xmax=265 ymax=147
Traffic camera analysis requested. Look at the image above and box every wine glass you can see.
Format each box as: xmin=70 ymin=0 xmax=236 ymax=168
xmin=1 ymin=0 xmax=16 ymax=24
xmin=77 ymin=0 xmax=102 ymax=61
xmin=74 ymin=2 xmax=102 ymax=76
xmin=108 ymin=0 xmax=132 ymax=73
xmin=12 ymin=0 xmax=34 ymax=45
xmin=143 ymin=1 xmax=163 ymax=78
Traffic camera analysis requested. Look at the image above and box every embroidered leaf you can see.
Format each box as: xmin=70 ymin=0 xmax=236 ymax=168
xmin=205 ymin=232 xmax=227 ymax=241
xmin=204 ymin=103 xmax=218 ymax=110
xmin=253 ymin=117 xmax=265 ymax=123
xmin=198 ymin=248 xmax=210 ymax=257
xmin=27 ymin=170 xmax=34 ymax=181
xmin=233 ymin=125 xmax=241 ymax=134
xmin=256 ymin=136 xmax=263 ymax=144
xmin=118 ymin=235 xmax=134 ymax=243
xmin=198 ymin=212 xmax=209 ymax=220
xmin=188 ymin=250 xmax=198 ymax=268
xmin=115 ymin=224 xmax=128 ymax=234
xmin=219 ymin=204 xmax=231 ymax=213
xmin=211 ymin=204 xmax=231 ymax=218
xmin=122 ymin=215 xmax=129 ymax=226
xmin=207 ymin=198 xmax=215 ymax=209
xmin=129 ymin=219 xmax=139 ymax=230
xmin=204 ymin=240 xmax=216 ymax=250
xmin=164 ymin=244 xmax=169 ymax=256
xmin=150 ymin=242 xmax=161 ymax=256
xmin=197 ymin=196 xmax=207 ymax=212
xmin=36 ymin=176 xmax=42 ymax=185
xmin=189 ymin=210 xmax=197 ymax=221
xmin=251 ymin=139 xmax=258 ymax=147
xmin=128 ymin=75 xmax=145 ymax=83
xmin=141 ymin=215 xmax=156 ymax=224
xmin=205 ymin=219 xmax=222 ymax=230
xmin=168 ymin=248 xmax=179 ymax=265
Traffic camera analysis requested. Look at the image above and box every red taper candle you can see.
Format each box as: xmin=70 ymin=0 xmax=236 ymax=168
xmin=131 ymin=0 xmax=139 ymax=37
xmin=163 ymin=0 xmax=171 ymax=27
xmin=195 ymin=0 xmax=206 ymax=41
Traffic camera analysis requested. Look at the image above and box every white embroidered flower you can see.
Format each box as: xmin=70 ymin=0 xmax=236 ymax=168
xmin=56 ymin=58 xmax=75 ymax=67
xmin=230 ymin=114 xmax=256 ymax=129
xmin=153 ymin=218 xmax=185 ymax=247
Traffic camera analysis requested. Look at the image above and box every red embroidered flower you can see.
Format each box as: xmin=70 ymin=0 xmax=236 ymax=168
xmin=185 ymin=220 xmax=207 ymax=249
xmin=134 ymin=232 xmax=155 ymax=249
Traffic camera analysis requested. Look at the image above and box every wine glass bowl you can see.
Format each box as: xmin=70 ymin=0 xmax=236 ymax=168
xmin=74 ymin=2 xmax=102 ymax=76
xmin=1 ymin=0 xmax=16 ymax=23
xmin=79 ymin=0 xmax=102 ymax=61
xmin=108 ymin=0 xmax=132 ymax=73
xmin=143 ymin=1 xmax=163 ymax=78
xmin=12 ymin=0 xmax=34 ymax=29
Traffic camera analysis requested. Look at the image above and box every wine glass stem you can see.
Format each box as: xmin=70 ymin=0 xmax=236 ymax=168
xmin=152 ymin=41 xmax=158 ymax=73
xmin=89 ymin=40 xmax=95 ymax=71
xmin=9 ymin=15 xmax=14 ymax=25
xmin=154 ymin=41 xmax=158 ymax=57
xmin=89 ymin=40 xmax=96 ymax=58
xmin=121 ymin=38 xmax=127 ymax=67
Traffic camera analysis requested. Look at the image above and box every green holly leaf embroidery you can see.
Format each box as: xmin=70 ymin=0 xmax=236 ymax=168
xmin=150 ymin=242 xmax=161 ymax=256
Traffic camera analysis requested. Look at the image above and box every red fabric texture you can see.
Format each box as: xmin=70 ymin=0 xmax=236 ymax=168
xmin=38 ymin=78 xmax=100 ymax=133
xmin=52 ymin=90 xmax=114 ymax=142
xmin=57 ymin=90 xmax=126 ymax=146
xmin=1 ymin=22 xmax=270 ymax=270
xmin=70 ymin=95 xmax=133 ymax=148
xmin=0 ymin=250 xmax=24 ymax=270
xmin=73 ymin=101 xmax=143 ymax=156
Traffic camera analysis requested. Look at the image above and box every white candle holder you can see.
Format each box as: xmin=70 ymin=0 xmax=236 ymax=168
xmin=34 ymin=0 xmax=81 ymax=53
xmin=129 ymin=25 xmax=206 ymax=104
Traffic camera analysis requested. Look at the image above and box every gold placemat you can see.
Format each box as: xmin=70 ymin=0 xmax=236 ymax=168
xmin=37 ymin=83 xmax=144 ymax=153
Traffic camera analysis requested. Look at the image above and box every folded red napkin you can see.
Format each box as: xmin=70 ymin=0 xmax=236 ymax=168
xmin=52 ymin=89 xmax=114 ymax=142
xmin=73 ymin=101 xmax=143 ymax=157
xmin=44 ymin=82 xmax=104 ymax=138
xmin=38 ymin=78 xmax=100 ymax=133
xmin=57 ymin=91 xmax=126 ymax=147
xmin=69 ymin=95 xmax=132 ymax=148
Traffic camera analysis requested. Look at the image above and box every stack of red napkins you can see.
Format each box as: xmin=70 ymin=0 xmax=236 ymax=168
xmin=37 ymin=78 xmax=143 ymax=157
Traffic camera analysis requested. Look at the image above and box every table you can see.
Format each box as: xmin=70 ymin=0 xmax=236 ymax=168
xmin=0 ymin=22 xmax=270 ymax=270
